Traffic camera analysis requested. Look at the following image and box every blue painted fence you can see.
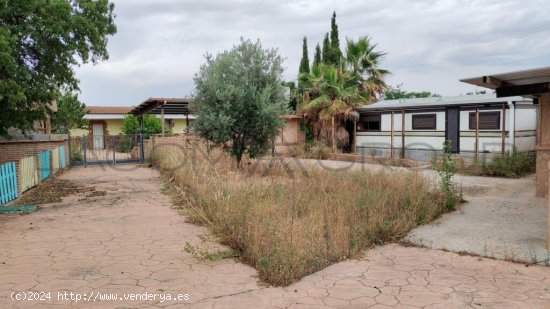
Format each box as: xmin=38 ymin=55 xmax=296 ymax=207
xmin=59 ymin=146 xmax=66 ymax=169
xmin=0 ymin=162 xmax=18 ymax=204
xmin=40 ymin=150 xmax=51 ymax=180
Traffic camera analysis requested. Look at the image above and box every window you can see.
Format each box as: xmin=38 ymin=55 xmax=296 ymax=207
xmin=412 ymin=114 xmax=437 ymax=130
xmin=469 ymin=111 xmax=500 ymax=130
xmin=362 ymin=115 xmax=381 ymax=131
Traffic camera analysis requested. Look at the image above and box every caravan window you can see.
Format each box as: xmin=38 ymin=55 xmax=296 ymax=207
xmin=469 ymin=111 xmax=500 ymax=130
xmin=363 ymin=115 xmax=381 ymax=131
xmin=412 ymin=114 xmax=437 ymax=130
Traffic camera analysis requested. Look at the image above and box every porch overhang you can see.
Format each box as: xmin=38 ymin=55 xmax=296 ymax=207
xmin=130 ymin=97 xmax=193 ymax=136
xmin=460 ymin=66 xmax=550 ymax=98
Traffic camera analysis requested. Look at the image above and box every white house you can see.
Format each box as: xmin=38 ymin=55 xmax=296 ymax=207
xmin=354 ymin=94 xmax=536 ymax=162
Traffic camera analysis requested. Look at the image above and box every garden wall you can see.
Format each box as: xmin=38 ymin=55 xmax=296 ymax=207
xmin=144 ymin=118 xmax=307 ymax=160
xmin=0 ymin=134 xmax=69 ymax=198
xmin=144 ymin=134 xmax=202 ymax=160
xmin=274 ymin=116 xmax=306 ymax=156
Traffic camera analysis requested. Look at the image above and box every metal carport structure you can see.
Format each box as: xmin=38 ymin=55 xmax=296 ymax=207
xmin=461 ymin=66 xmax=550 ymax=248
xmin=130 ymin=97 xmax=193 ymax=136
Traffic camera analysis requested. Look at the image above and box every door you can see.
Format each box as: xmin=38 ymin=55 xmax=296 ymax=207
xmin=445 ymin=107 xmax=460 ymax=153
xmin=92 ymin=123 xmax=104 ymax=149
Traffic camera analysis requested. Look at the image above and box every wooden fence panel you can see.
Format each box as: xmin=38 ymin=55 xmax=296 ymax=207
xmin=20 ymin=156 xmax=39 ymax=193
xmin=59 ymin=146 xmax=66 ymax=169
xmin=52 ymin=147 xmax=60 ymax=174
xmin=40 ymin=150 xmax=50 ymax=181
xmin=0 ymin=162 xmax=18 ymax=204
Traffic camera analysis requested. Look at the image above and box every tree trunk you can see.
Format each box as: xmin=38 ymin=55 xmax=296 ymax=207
xmin=236 ymin=155 xmax=242 ymax=169
xmin=233 ymin=135 xmax=244 ymax=169
xmin=331 ymin=116 xmax=336 ymax=153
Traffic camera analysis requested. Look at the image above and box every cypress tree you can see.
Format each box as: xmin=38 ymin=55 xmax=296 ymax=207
xmin=329 ymin=11 xmax=342 ymax=65
xmin=321 ymin=33 xmax=330 ymax=64
xmin=313 ymin=43 xmax=321 ymax=68
xmin=299 ymin=36 xmax=310 ymax=74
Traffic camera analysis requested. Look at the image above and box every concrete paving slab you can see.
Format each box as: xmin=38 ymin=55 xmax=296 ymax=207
xmin=0 ymin=164 xmax=549 ymax=308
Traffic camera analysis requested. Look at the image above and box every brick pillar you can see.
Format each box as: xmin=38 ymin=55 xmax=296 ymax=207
xmin=537 ymin=93 xmax=550 ymax=197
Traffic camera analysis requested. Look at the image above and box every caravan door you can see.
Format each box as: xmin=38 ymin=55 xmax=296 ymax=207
xmin=445 ymin=108 xmax=460 ymax=153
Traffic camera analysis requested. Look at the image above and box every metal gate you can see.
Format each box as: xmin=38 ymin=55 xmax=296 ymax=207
xmin=69 ymin=134 xmax=144 ymax=166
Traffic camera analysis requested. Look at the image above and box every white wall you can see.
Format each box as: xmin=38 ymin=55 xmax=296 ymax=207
xmin=459 ymin=109 xmax=509 ymax=132
xmin=357 ymin=105 xmax=537 ymax=155
xmin=513 ymin=105 xmax=537 ymax=152
xmin=459 ymin=108 xmax=505 ymax=153
xmin=458 ymin=107 xmax=538 ymax=153
xmin=514 ymin=105 xmax=537 ymax=131
xmin=380 ymin=113 xmax=402 ymax=131
xmin=357 ymin=111 xmax=446 ymax=151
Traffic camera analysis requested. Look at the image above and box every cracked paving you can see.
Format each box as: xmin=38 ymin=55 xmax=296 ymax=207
xmin=1 ymin=165 xmax=549 ymax=308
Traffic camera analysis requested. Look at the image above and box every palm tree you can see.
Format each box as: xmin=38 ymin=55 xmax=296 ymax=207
xmin=298 ymin=64 xmax=366 ymax=150
xmin=345 ymin=36 xmax=390 ymax=101
xmin=297 ymin=36 xmax=389 ymax=152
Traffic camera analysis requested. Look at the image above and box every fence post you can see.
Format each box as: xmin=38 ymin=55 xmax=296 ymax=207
xmin=390 ymin=112 xmax=394 ymax=159
xmin=501 ymin=103 xmax=506 ymax=157
xmin=139 ymin=132 xmax=145 ymax=163
xmin=112 ymin=136 xmax=116 ymax=165
xmin=68 ymin=134 xmax=72 ymax=167
xmin=401 ymin=110 xmax=405 ymax=159
xmin=548 ymin=162 xmax=550 ymax=250
xmin=475 ymin=108 xmax=480 ymax=163
xmin=83 ymin=134 xmax=87 ymax=167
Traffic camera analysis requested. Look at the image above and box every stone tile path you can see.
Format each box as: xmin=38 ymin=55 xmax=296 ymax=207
xmin=0 ymin=165 xmax=549 ymax=308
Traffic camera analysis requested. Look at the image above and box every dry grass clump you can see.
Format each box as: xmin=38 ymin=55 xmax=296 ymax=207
xmin=153 ymin=143 xmax=450 ymax=286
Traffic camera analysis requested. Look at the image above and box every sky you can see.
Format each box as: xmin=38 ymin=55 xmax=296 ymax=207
xmin=74 ymin=0 xmax=550 ymax=107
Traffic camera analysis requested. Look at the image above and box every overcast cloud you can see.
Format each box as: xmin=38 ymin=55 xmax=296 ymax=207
xmin=74 ymin=0 xmax=550 ymax=106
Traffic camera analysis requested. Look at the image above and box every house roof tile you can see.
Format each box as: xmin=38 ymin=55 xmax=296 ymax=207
xmin=85 ymin=106 xmax=133 ymax=114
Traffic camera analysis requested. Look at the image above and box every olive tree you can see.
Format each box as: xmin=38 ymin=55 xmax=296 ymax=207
xmin=192 ymin=38 xmax=289 ymax=167
xmin=0 ymin=0 xmax=117 ymax=137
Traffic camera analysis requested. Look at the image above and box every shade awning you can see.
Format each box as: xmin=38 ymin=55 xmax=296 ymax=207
xmin=130 ymin=98 xmax=192 ymax=116
xmin=461 ymin=66 xmax=550 ymax=97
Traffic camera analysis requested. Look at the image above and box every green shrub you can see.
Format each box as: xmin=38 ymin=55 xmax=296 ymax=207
xmin=116 ymin=135 xmax=134 ymax=153
xmin=70 ymin=142 xmax=83 ymax=162
xmin=481 ymin=151 xmax=535 ymax=178
xmin=435 ymin=141 xmax=459 ymax=210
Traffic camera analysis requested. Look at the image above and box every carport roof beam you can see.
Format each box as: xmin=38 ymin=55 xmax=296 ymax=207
xmin=130 ymin=98 xmax=192 ymax=116
xmin=461 ymin=66 xmax=550 ymax=97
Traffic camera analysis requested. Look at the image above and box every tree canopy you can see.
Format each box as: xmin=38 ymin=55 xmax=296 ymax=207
xmin=327 ymin=11 xmax=342 ymax=66
xmin=321 ymin=33 xmax=331 ymax=64
xmin=122 ymin=115 xmax=162 ymax=139
xmin=299 ymin=37 xmax=310 ymax=75
xmin=192 ymin=38 xmax=288 ymax=167
xmin=282 ymin=81 xmax=298 ymax=111
xmin=313 ymin=43 xmax=322 ymax=69
xmin=297 ymin=13 xmax=389 ymax=151
xmin=0 ymin=0 xmax=117 ymax=137
xmin=345 ymin=37 xmax=389 ymax=101
xmin=51 ymin=93 xmax=87 ymax=134
xmin=299 ymin=64 xmax=365 ymax=148
xmin=384 ymin=84 xmax=435 ymax=100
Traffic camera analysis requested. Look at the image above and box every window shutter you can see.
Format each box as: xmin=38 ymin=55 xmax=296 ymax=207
xmin=412 ymin=114 xmax=436 ymax=130
xmin=469 ymin=111 xmax=500 ymax=130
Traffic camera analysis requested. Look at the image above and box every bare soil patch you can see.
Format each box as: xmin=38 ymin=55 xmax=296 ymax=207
xmin=13 ymin=177 xmax=106 ymax=205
